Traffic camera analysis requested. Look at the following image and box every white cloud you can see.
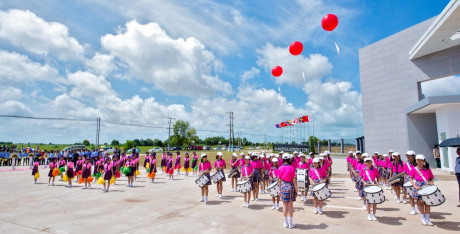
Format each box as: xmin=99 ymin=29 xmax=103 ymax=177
xmin=101 ymin=20 xmax=232 ymax=97
xmin=140 ymin=87 xmax=150 ymax=93
xmin=85 ymin=53 xmax=116 ymax=76
xmin=0 ymin=9 xmax=84 ymax=60
xmin=421 ymin=75 xmax=460 ymax=97
xmin=256 ymin=43 xmax=333 ymax=87
xmin=0 ymin=86 xmax=23 ymax=102
xmin=241 ymin=67 xmax=260 ymax=84
xmin=68 ymin=71 xmax=115 ymax=100
xmin=0 ymin=50 xmax=63 ymax=85
xmin=0 ymin=100 xmax=32 ymax=115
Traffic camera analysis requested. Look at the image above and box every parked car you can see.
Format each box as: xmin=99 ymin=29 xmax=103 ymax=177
xmin=203 ymin=146 xmax=211 ymax=150
xmin=249 ymin=147 xmax=254 ymax=149
xmin=148 ymin=147 xmax=163 ymax=153
xmin=127 ymin=148 xmax=141 ymax=153
xmin=222 ymin=147 xmax=228 ymax=150
xmin=256 ymin=146 xmax=261 ymax=149
xmin=99 ymin=146 xmax=114 ymax=154
xmin=213 ymin=147 xmax=221 ymax=150
xmin=62 ymin=145 xmax=86 ymax=152
xmin=169 ymin=146 xmax=182 ymax=151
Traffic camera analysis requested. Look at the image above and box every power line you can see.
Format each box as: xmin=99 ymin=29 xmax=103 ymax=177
xmin=167 ymin=117 xmax=176 ymax=150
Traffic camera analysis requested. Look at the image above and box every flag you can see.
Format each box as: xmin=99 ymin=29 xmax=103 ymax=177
xmin=302 ymin=115 xmax=309 ymax=122
xmin=275 ymin=124 xmax=280 ymax=128
xmin=293 ymin=118 xmax=300 ymax=124
xmin=280 ymin=122 xmax=287 ymax=127
xmin=286 ymin=121 xmax=293 ymax=126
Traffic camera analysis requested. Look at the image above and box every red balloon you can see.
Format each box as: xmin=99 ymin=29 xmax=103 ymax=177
xmin=321 ymin=14 xmax=339 ymax=31
xmin=272 ymin=66 xmax=283 ymax=77
xmin=289 ymin=41 xmax=303 ymax=56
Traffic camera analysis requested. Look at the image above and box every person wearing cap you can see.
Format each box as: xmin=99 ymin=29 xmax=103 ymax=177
xmin=240 ymin=155 xmax=254 ymax=207
xmin=165 ymin=153 xmax=174 ymax=180
xmin=308 ymin=152 xmax=315 ymax=169
xmin=148 ymin=153 xmax=157 ymax=183
xmin=361 ymin=157 xmax=380 ymax=221
xmin=198 ymin=153 xmax=212 ymax=203
xmin=214 ymin=152 xmax=227 ymax=198
xmin=262 ymin=153 xmax=271 ymax=195
xmin=324 ymin=151 xmax=333 ymax=183
xmin=134 ymin=152 xmax=141 ymax=181
xmin=125 ymin=156 xmax=135 ymax=187
xmin=160 ymin=151 xmax=167 ymax=174
xmin=278 ymin=153 xmax=297 ymax=229
xmin=291 ymin=151 xmax=299 ymax=169
xmin=351 ymin=151 xmax=364 ymax=199
xmin=144 ymin=152 xmax=150 ymax=173
xmin=318 ymin=155 xmax=330 ymax=185
xmin=251 ymin=153 xmax=262 ymax=201
xmin=101 ymin=157 xmax=114 ymax=192
xmin=75 ymin=154 xmax=84 ymax=183
xmin=455 ymin=147 xmax=460 ymax=207
xmin=297 ymin=154 xmax=309 ymax=202
xmin=191 ymin=152 xmax=198 ymax=176
xmin=347 ymin=151 xmax=355 ymax=183
xmin=378 ymin=154 xmax=389 ymax=190
xmin=403 ymin=151 xmax=418 ymax=212
xmin=390 ymin=152 xmax=404 ymax=203
xmin=82 ymin=157 xmax=92 ymax=188
xmin=372 ymin=152 xmax=379 ymax=166
xmin=58 ymin=155 xmax=67 ymax=181
xmin=182 ymin=152 xmax=190 ymax=177
xmin=385 ymin=152 xmax=393 ymax=186
xmin=230 ymin=153 xmax=240 ymax=192
xmin=174 ymin=151 xmax=182 ymax=175
xmin=65 ymin=160 xmax=75 ymax=188
xmin=309 ymin=157 xmax=327 ymax=214
xmin=409 ymin=154 xmax=435 ymax=226
xmin=268 ymin=157 xmax=281 ymax=210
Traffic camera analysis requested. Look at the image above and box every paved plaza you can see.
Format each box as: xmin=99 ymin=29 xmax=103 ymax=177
xmin=0 ymin=157 xmax=459 ymax=233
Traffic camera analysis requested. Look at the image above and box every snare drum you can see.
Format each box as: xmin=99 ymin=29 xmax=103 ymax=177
xmin=266 ymin=181 xmax=280 ymax=197
xmin=364 ymin=185 xmax=385 ymax=204
xmin=418 ymin=185 xmax=445 ymax=206
xmin=403 ymin=181 xmax=415 ymax=195
xmin=312 ymin=183 xmax=331 ymax=201
xmin=296 ymin=169 xmax=308 ymax=192
xmin=228 ymin=168 xmax=238 ymax=178
xmin=211 ymin=171 xmax=225 ymax=184
xmin=195 ymin=174 xmax=210 ymax=188
xmin=237 ymin=179 xmax=252 ymax=193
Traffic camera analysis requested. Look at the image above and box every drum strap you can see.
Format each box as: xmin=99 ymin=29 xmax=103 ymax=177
xmin=365 ymin=169 xmax=374 ymax=184
xmin=314 ymin=169 xmax=321 ymax=180
xmin=415 ymin=167 xmax=428 ymax=182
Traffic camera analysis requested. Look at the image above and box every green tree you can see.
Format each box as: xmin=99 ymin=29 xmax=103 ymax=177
xmin=111 ymin=139 xmax=120 ymax=146
xmin=172 ymin=120 xmax=191 ymax=146
xmin=82 ymin=140 xmax=90 ymax=146
xmin=309 ymin=136 xmax=320 ymax=154
xmin=124 ymin=140 xmax=134 ymax=151
xmin=188 ymin=127 xmax=198 ymax=146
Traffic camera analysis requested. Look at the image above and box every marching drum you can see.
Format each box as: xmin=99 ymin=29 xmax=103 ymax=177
xmin=296 ymin=169 xmax=309 ymax=192
xmin=266 ymin=181 xmax=280 ymax=197
xmin=418 ymin=185 xmax=446 ymax=206
xmin=195 ymin=174 xmax=209 ymax=188
xmin=211 ymin=171 xmax=225 ymax=184
xmin=237 ymin=179 xmax=252 ymax=193
xmin=403 ymin=181 xmax=415 ymax=195
xmin=312 ymin=183 xmax=331 ymax=201
xmin=228 ymin=168 xmax=238 ymax=178
xmin=364 ymin=185 xmax=385 ymax=204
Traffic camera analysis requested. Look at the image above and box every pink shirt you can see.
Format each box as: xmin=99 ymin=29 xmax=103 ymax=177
xmin=250 ymin=160 xmax=262 ymax=169
xmin=409 ymin=167 xmax=434 ymax=182
xmin=346 ymin=156 xmax=354 ymax=164
xmin=322 ymin=160 xmax=330 ymax=171
xmin=296 ymin=161 xmax=309 ymax=169
xmin=230 ymin=159 xmax=239 ymax=168
xmin=403 ymin=162 xmax=415 ymax=174
xmin=83 ymin=163 xmax=92 ymax=169
xmin=360 ymin=167 xmax=380 ymax=182
xmin=67 ymin=162 xmax=74 ymax=168
xmin=241 ymin=164 xmax=254 ymax=177
xmin=291 ymin=157 xmax=299 ymax=168
xmin=385 ymin=157 xmax=391 ymax=165
xmin=372 ymin=156 xmax=379 ymax=165
xmin=278 ymin=159 xmax=283 ymax=167
xmin=199 ymin=161 xmax=212 ymax=173
xmin=378 ymin=160 xmax=387 ymax=168
xmin=49 ymin=162 xmax=56 ymax=168
xmin=104 ymin=162 xmax=113 ymax=171
xmin=391 ymin=161 xmax=404 ymax=174
xmin=214 ymin=159 xmax=226 ymax=169
xmin=238 ymin=158 xmax=245 ymax=167
xmin=309 ymin=167 xmax=327 ymax=180
xmin=278 ymin=164 xmax=296 ymax=182
xmin=270 ymin=167 xmax=279 ymax=178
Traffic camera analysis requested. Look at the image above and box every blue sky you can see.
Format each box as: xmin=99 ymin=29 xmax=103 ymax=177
xmin=0 ymin=0 xmax=453 ymax=144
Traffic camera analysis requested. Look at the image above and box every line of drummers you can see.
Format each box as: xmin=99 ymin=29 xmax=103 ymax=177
xmin=347 ymin=150 xmax=445 ymax=226
xmin=195 ymin=150 xmax=333 ymax=229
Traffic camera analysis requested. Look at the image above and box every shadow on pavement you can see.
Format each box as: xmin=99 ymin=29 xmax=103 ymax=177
xmin=295 ymin=223 xmax=329 ymax=230
xmin=205 ymin=200 xmax=231 ymax=205
xmin=377 ymin=216 xmax=407 ymax=225
xmin=430 ymin=211 xmax=452 ymax=220
xmin=324 ymin=210 xmax=349 ymax=218
xmin=378 ymin=207 xmax=400 ymax=212
xmin=435 ymin=221 xmax=460 ymax=231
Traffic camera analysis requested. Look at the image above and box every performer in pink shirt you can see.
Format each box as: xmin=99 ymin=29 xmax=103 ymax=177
xmin=214 ymin=152 xmax=226 ymax=198
xmin=240 ymin=156 xmax=254 ymax=207
xmin=278 ymin=153 xmax=297 ymax=229
xmin=230 ymin=153 xmax=240 ymax=192
xmin=361 ymin=157 xmax=380 ymax=221
xmin=403 ymin=151 xmax=418 ymax=214
xmin=198 ymin=153 xmax=212 ymax=204
xmin=297 ymin=154 xmax=309 ymax=202
xmin=409 ymin=154 xmax=435 ymax=226
xmin=269 ymin=158 xmax=280 ymax=210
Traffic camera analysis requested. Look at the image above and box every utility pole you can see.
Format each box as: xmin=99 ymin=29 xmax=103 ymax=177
xmin=167 ymin=117 xmax=176 ymax=150
xmin=237 ymin=131 xmax=241 ymax=148
xmin=226 ymin=112 xmax=233 ymax=152
xmin=96 ymin=117 xmax=101 ymax=150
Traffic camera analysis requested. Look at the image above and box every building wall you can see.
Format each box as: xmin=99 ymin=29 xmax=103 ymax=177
xmin=406 ymin=113 xmax=438 ymax=166
xmin=436 ymin=104 xmax=460 ymax=170
xmin=359 ymin=16 xmax=460 ymax=160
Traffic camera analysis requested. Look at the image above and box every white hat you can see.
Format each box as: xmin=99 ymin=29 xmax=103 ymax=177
xmin=279 ymin=151 xmax=284 ymax=154
xmin=348 ymin=151 xmax=354 ymax=154
xmin=270 ymin=153 xmax=275 ymax=156
xmin=415 ymin=154 xmax=426 ymax=160
xmin=217 ymin=152 xmax=223 ymax=156
xmin=313 ymin=158 xmax=320 ymax=163
xmin=319 ymin=157 xmax=324 ymax=160
xmin=272 ymin=158 xmax=278 ymax=163
xmin=276 ymin=155 xmax=280 ymax=158
xmin=356 ymin=151 xmax=362 ymax=154
xmin=362 ymin=153 xmax=369 ymax=157
xmin=240 ymin=152 xmax=245 ymax=156
xmin=309 ymin=152 xmax=314 ymax=155
xmin=389 ymin=150 xmax=394 ymax=153
xmin=364 ymin=158 xmax=372 ymax=162
xmin=324 ymin=151 xmax=330 ymax=155
xmin=282 ymin=153 xmax=290 ymax=159
xmin=244 ymin=156 xmax=251 ymax=160
xmin=262 ymin=151 xmax=265 ymax=154
xmin=252 ymin=153 xmax=259 ymax=158
xmin=200 ymin=153 xmax=207 ymax=158
xmin=319 ymin=153 xmax=324 ymax=157
xmin=374 ymin=152 xmax=379 ymax=155
xmin=248 ymin=151 xmax=252 ymax=155
xmin=406 ymin=150 xmax=416 ymax=156
xmin=293 ymin=151 xmax=299 ymax=154
xmin=299 ymin=154 xmax=306 ymax=157
xmin=383 ymin=154 xmax=388 ymax=157
xmin=232 ymin=153 xmax=237 ymax=157
xmin=393 ymin=152 xmax=400 ymax=156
